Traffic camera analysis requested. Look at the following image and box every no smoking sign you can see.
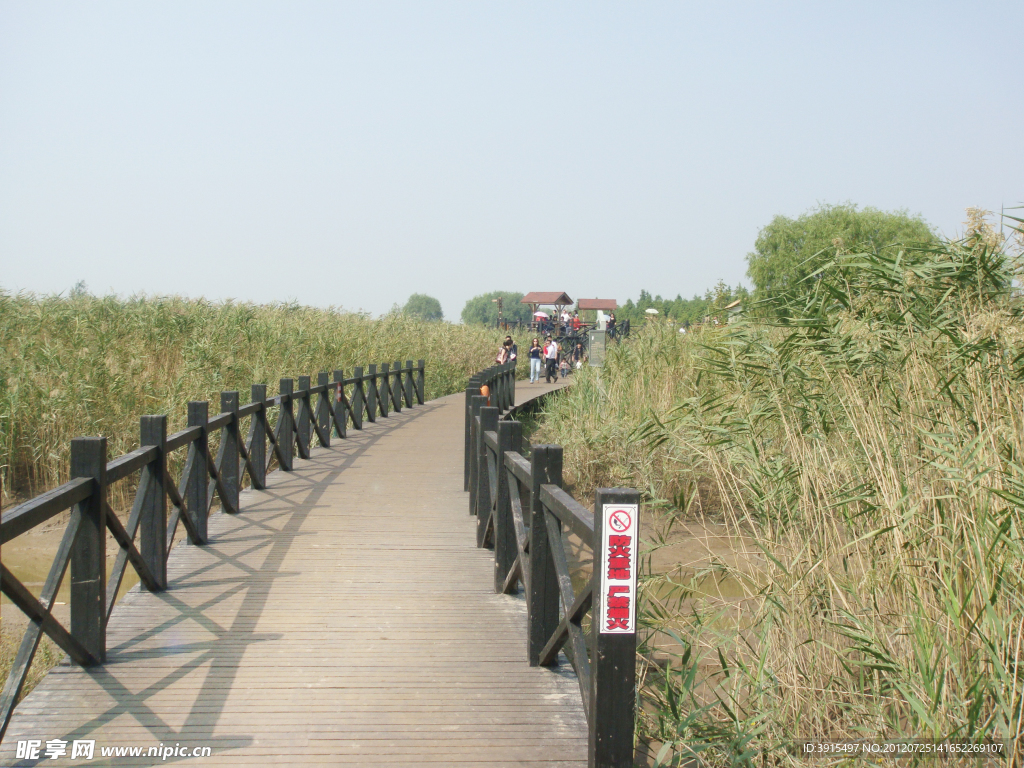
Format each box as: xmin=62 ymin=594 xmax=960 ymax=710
xmin=599 ymin=504 xmax=638 ymax=634
xmin=608 ymin=509 xmax=632 ymax=533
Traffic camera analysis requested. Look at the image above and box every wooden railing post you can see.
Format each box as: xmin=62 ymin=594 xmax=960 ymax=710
xmin=528 ymin=444 xmax=561 ymax=667
xmin=220 ymin=391 xmax=240 ymax=514
xmin=69 ymin=436 xmax=106 ymax=664
xmin=278 ymin=379 xmax=294 ymax=471
xmin=590 ymin=488 xmax=641 ymax=768
xmin=139 ymin=415 xmax=167 ymax=590
xmin=477 ymin=406 xmax=499 ymax=547
xmin=317 ymin=372 xmax=331 ymax=447
xmin=185 ymin=401 xmax=209 ymax=542
xmin=332 ymin=370 xmax=348 ymax=438
xmin=366 ymin=364 xmax=378 ymax=422
xmin=297 ymin=375 xmax=312 ymax=458
xmin=391 ymin=361 xmax=402 ymax=413
xmin=469 ymin=394 xmax=487 ymax=516
xmin=494 ymin=420 xmax=521 ymax=592
xmin=416 ymin=359 xmax=425 ymax=405
xmin=379 ymin=363 xmax=390 ymax=417
xmin=492 ymin=366 xmax=502 ymax=410
xmin=404 ymin=361 xmax=414 ymax=407
xmin=250 ymin=384 xmax=268 ymax=489
xmin=352 ymin=366 xmax=366 ymax=429
xmin=464 ymin=377 xmax=479 ymax=491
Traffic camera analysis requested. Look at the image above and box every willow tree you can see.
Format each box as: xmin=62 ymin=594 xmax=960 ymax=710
xmin=746 ymin=203 xmax=935 ymax=311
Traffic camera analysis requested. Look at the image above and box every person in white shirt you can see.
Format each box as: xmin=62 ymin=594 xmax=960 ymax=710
xmin=544 ymin=336 xmax=559 ymax=383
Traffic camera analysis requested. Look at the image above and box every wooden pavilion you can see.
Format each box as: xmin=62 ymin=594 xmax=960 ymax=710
xmin=520 ymin=292 xmax=574 ymax=320
xmin=576 ymin=299 xmax=617 ymax=312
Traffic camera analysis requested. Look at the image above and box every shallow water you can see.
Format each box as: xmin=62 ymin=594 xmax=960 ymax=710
xmin=1 ymin=515 xmax=146 ymax=632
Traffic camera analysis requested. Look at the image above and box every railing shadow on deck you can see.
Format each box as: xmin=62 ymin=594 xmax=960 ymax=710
xmin=18 ymin=405 xmax=439 ymax=764
xmin=466 ymin=362 xmax=640 ymax=768
xmin=0 ymin=360 xmax=428 ymax=742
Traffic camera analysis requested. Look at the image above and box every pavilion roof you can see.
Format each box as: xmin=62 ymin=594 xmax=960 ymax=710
xmin=577 ymin=298 xmax=617 ymax=311
xmin=520 ymin=292 xmax=573 ymax=306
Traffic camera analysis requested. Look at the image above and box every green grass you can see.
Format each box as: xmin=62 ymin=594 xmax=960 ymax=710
xmin=537 ymin=216 xmax=1024 ymax=766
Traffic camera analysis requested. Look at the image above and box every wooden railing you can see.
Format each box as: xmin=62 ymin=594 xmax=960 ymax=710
xmin=0 ymin=360 xmax=426 ymax=741
xmin=463 ymin=359 xmax=517 ymax=492
xmin=465 ymin=369 xmax=639 ymax=768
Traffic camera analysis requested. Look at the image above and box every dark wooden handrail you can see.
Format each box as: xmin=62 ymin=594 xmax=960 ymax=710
xmin=166 ymin=425 xmax=203 ymax=452
xmin=464 ymin=366 xmax=639 ymax=768
xmin=0 ymin=359 xmax=427 ymax=742
xmin=539 ymin=484 xmax=595 ymax=540
xmin=0 ymin=478 xmax=94 ymax=544
xmin=106 ymin=445 xmax=160 ymax=483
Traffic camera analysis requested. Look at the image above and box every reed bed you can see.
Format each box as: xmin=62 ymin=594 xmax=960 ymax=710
xmin=0 ymin=292 xmax=515 ymax=502
xmin=538 ymin=222 xmax=1024 ymax=765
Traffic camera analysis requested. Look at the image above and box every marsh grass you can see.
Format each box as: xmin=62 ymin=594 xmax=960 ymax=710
xmin=0 ymin=292 xmax=526 ymax=502
xmin=538 ymin=215 xmax=1024 ymax=766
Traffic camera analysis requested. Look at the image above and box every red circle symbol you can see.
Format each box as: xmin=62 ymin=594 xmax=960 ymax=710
xmin=608 ymin=509 xmax=632 ymax=533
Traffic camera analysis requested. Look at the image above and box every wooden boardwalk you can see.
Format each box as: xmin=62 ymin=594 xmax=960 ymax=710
xmin=3 ymin=380 xmax=584 ymax=767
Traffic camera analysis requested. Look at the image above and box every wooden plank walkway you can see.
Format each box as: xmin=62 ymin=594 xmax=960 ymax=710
xmin=3 ymin=380 xmax=583 ymax=767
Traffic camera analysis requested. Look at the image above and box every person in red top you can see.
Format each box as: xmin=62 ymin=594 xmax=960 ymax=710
xmin=572 ymin=311 xmax=581 ymax=331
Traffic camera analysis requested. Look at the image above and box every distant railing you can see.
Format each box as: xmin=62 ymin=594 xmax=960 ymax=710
xmin=463 ymin=360 xmax=517 ymax=491
xmin=465 ymin=367 xmax=639 ymax=768
xmin=496 ymin=318 xmax=528 ymax=332
xmin=0 ymin=360 xmax=426 ymax=741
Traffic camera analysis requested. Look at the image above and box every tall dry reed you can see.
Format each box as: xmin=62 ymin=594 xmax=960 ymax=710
xmin=0 ymin=293 xmax=519 ymax=501
xmin=539 ymin=217 xmax=1024 ymax=766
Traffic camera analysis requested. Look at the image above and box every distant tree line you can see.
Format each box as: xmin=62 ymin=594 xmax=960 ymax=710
xmin=613 ymin=204 xmax=934 ymax=327
xmin=398 ymin=291 xmax=535 ymax=326
xmin=617 ymin=282 xmax=749 ymax=328
xmin=425 ymin=203 xmax=935 ymax=329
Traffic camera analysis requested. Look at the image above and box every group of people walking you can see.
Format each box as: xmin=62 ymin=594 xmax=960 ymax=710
xmin=526 ymin=337 xmax=558 ymax=383
xmin=496 ymin=333 xmax=588 ymax=385
xmin=525 ymin=337 xmax=587 ymax=383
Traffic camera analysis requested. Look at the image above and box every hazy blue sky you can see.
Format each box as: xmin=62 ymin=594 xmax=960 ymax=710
xmin=2 ymin=2 xmax=1021 ymax=320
